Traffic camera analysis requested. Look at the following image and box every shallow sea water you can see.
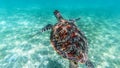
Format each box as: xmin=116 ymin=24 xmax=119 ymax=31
xmin=0 ymin=1 xmax=120 ymax=68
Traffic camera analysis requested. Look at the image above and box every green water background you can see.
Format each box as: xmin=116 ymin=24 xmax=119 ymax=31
xmin=0 ymin=0 xmax=120 ymax=68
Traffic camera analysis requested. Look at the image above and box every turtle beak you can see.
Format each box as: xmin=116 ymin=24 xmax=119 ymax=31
xmin=54 ymin=10 xmax=59 ymax=15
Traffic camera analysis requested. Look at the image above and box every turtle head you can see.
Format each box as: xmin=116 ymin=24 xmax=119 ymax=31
xmin=54 ymin=10 xmax=64 ymax=22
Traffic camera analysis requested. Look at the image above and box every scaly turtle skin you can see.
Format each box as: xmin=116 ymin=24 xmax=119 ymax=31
xmin=41 ymin=10 xmax=94 ymax=68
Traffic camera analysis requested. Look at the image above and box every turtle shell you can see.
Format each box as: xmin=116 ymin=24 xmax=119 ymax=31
xmin=50 ymin=20 xmax=88 ymax=63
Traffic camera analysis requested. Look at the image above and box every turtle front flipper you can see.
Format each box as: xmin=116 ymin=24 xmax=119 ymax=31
xmin=69 ymin=61 xmax=78 ymax=68
xmin=54 ymin=10 xmax=64 ymax=22
xmin=85 ymin=59 xmax=94 ymax=68
xmin=41 ymin=24 xmax=53 ymax=32
xmin=69 ymin=17 xmax=80 ymax=23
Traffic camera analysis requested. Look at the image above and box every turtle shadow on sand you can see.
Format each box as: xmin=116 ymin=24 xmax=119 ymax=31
xmin=46 ymin=59 xmax=63 ymax=68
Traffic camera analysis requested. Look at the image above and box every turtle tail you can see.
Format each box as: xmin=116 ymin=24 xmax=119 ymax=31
xmin=85 ymin=59 xmax=94 ymax=68
xmin=69 ymin=61 xmax=78 ymax=68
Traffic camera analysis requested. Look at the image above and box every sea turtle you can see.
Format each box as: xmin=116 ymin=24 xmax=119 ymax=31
xmin=41 ymin=10 xmax=94 ymax=68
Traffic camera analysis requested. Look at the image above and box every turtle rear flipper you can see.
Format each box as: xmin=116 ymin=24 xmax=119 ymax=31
xmin=54 ymin=10 xmax=64 ymax=22
xmin=85 ymin=59 xmax=94 ymax=68
xmin=69 ymin=61 xmax=78 ymax=68
xmin=41 ymin=24 xmax=53 ymax=32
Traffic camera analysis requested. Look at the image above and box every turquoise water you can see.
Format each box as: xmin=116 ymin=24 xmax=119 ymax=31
xmin=0 ymin=0 xmax=120 ymax=68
